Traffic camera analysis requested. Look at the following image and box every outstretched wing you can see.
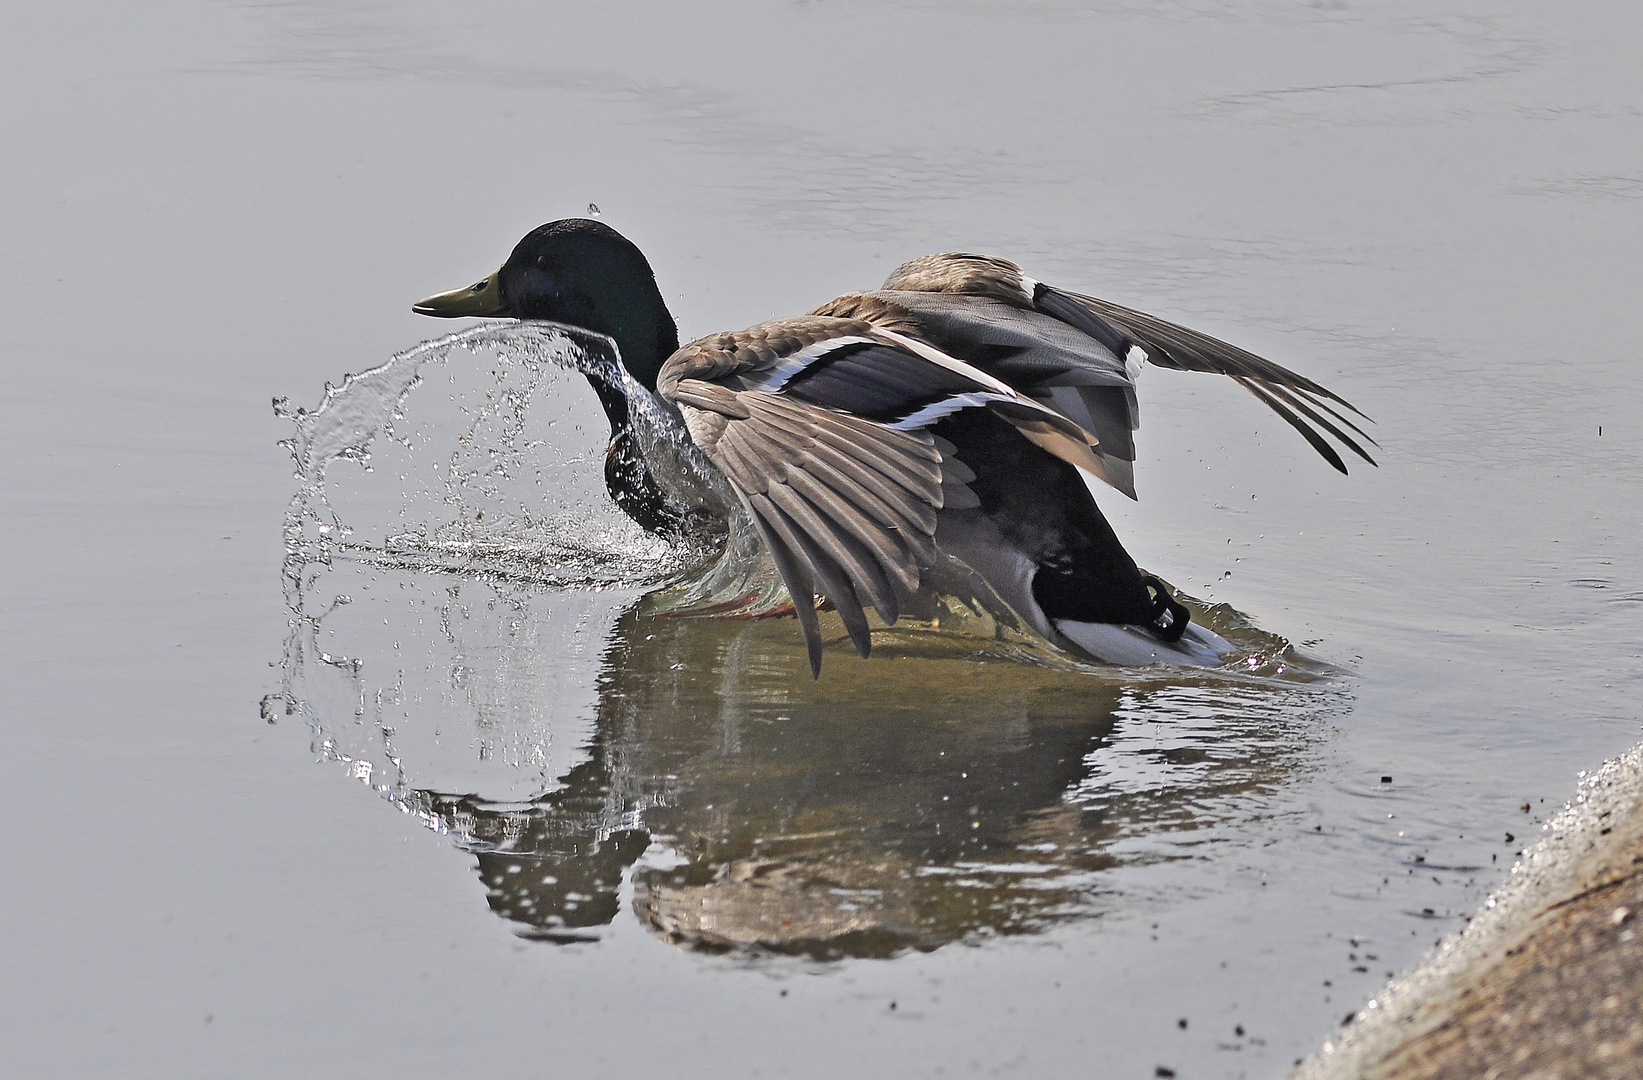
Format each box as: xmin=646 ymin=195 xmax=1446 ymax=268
xmin=1039 ymin=286 xmax=1377 ymax=475
xmin=877 ymin=252 xmax=1376 ymax=477
xmin=658 ymin=316 xmax=1101 ymax=675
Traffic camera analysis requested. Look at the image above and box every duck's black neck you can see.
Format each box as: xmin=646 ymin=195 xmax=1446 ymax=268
xmin=584 ymin=302 xmax=678 ymax=428
xmin=562 ymin=268 xmax=677 ymax=455
xmin=602 ymin=298 xmax=679 ymax=398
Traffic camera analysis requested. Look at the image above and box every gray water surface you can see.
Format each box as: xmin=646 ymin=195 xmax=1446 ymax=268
xmin=4 ymin=3 xmax=1641 ymax=1078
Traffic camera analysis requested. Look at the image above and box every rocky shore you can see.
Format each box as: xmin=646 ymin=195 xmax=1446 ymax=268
xmin=1295 ymin=743 xmax=1643 ymax=1080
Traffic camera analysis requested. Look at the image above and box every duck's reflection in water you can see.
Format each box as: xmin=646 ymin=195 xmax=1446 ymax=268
xmin=399 ymin=603 xmax=1321 ymax=958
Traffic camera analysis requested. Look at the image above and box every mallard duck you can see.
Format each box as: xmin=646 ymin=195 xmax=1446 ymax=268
xmin=414 ymin=219 xmax=1373 ymax=673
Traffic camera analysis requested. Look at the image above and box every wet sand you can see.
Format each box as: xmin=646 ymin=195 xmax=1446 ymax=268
xmin=1298 ymin=742 xmax=1643 ymax=1079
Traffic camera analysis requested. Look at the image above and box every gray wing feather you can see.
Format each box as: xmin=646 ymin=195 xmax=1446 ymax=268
xmin=1056 ymin=288 xmax=1377 ymax=473
xmin=808 ymin=414 xmax=943 ymax=494
xmin=799 ymin=438 xmax=939 ymax=544
xmin=940 ymin=472 xmax=982 ymax=510
xmin=778 ymin=466 xmax=908 ymax=615
xmin=744 ymin=493 xmax=824 ymax=676
xmin=766 ymin=482 xmax=898 ymax=632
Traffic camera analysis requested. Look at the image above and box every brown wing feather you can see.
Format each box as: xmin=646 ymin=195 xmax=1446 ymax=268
xmin=667 ymin=371 xmax=946 ymax=674
xmin=1258 ymin=381 xmax=1378 ymax=466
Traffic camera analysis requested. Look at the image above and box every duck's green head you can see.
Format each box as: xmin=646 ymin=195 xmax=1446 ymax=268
xmin=413 ymin=218 xmax=678 ymax=392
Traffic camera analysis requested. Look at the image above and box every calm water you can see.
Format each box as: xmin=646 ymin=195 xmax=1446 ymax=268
xmin=5 ymin=3 xmax=1641 ymax=1078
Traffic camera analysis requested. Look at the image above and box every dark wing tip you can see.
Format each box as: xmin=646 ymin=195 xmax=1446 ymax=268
xmin=1260 ymin=382 xmax=1378 ymax=468
xmin=1237 ymin=378 xmax=1350 ymax=473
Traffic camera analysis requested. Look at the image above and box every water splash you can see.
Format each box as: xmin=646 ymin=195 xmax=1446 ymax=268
xmin=264 ymin=322 xmax=731 ymax=808
xmin=273 ymin=321 xmax=720 ymax=592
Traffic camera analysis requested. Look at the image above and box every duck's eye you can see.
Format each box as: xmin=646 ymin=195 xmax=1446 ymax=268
xmin=535 ymin=255 xmax=551 ymax=269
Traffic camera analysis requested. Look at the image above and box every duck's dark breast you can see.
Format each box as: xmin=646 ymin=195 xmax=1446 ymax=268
xmin=604 ymin=426 xmax=688 ymax=538
xmin=932 ymin=409 xmax=1156 ymax=625
xmin=576 ymin=369 xmax=704 ymax=540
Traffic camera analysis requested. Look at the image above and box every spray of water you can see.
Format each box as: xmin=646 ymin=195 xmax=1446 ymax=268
xmin=272 ymin=322 xmax=731 ymax=589
xmin=261 ymin=322 xmax=755 ymax=811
